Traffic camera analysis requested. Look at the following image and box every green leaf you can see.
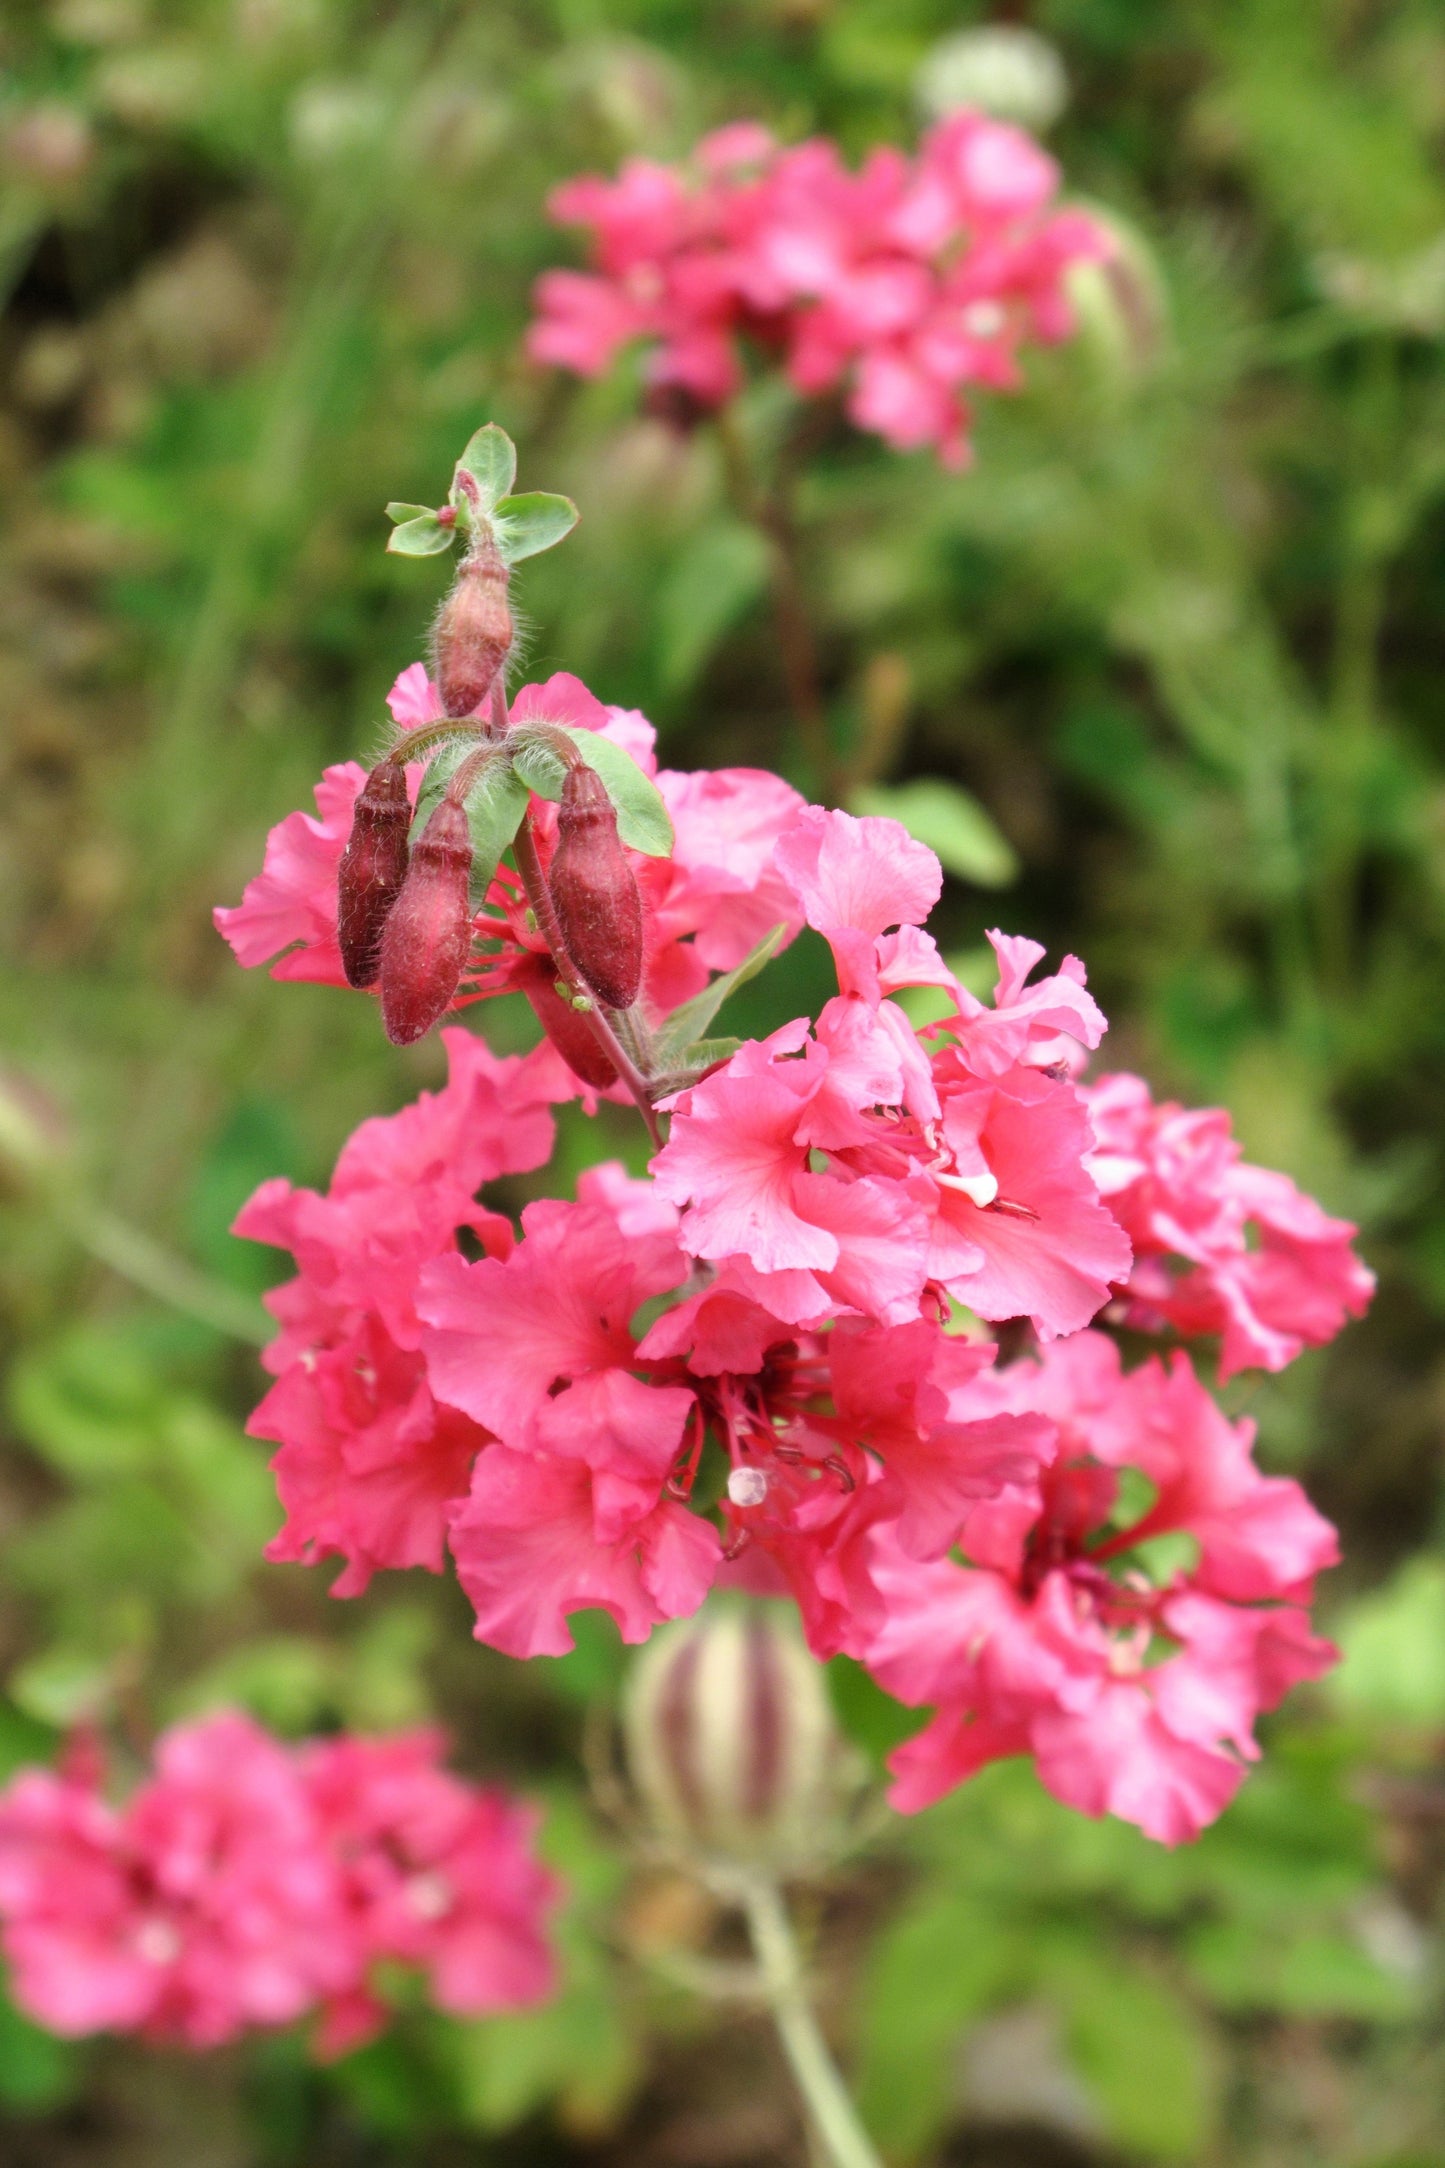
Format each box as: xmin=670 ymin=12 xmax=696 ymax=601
xmin=654 ymin=518 xmax=772 ymax=692
xmin=386 ymin=512 xmax=454 ymax=557
xmin=385 ymin=501 xmax=432 ymax=523
xmin=511 ymin=725 xmax=673 ymax=856
xmin=492 ymin=490 xmax=579 ymax=565
xmin=0 ymin=1987 xmax=79 ymax=2114
xmin=1331 ymin=1556 xmax=1445 ymax=1728
xmin=857 ymin=1890 xmax=1018 ymax=2159
xmin=1054 ymin=1956 xmax=1217 ymax=2159
xmin=414 ymin=745 xmax=529 ymax=900
xmin=654 ymin=924 xmax=786 ymax=1063
xmin=851 ymin=778 xmax=1019 ymax=888
xmin=454 ymin=422 xmax=516 ymax=513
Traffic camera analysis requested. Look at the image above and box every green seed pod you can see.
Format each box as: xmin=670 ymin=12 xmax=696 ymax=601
xmin=622 ymin=1604 xmax=865 ymax=1877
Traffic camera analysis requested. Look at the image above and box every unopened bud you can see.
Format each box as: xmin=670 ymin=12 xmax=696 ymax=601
xmin=432 ymin=533 xmax=512 ymax=719
xmin=622 ymin=1603 xmax=865 ymax=1875
xmin=337 ymin=759 xmax=411 ymax=988
xmin=378 ymin=799 xmax=473 ymax=1045
xmin=516 ymin=955 xmax=619 ymax=1089
xmin=548 ymin=764 xmax=644 ymax=1011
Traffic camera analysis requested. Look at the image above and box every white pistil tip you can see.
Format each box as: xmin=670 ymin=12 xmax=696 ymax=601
xmin=727 ymin=1466 xmax=769 ymax=1508
xmin=938 ymin=1168 xmax=999 ymax=1207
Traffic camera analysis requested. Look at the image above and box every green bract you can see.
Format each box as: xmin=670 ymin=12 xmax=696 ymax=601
xmin=491 ymin=491 xmax=580 ymax=565
xmin=511 ymin=725 xmax=673 ymax=856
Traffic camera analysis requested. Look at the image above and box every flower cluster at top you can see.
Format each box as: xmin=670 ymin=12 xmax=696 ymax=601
xmin=0 ymin=1712 xmax=557 ymax=2054
xmin=213 ymin=425 xmax=1372 ymax=1847
xmin=526 ymin=114 xmax=1110 ymax=466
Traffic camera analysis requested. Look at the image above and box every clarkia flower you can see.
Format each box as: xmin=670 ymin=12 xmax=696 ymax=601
xmin=1082 ymin=1071 xmax=1375 ymax=1377
xmin=528 ymin=113 xmax=1112 ymax=467
xmin=866 ymin=1333 xmax=1339 ymax=1844
xmin=0 ymin=1715 xmax=557 ymax=2053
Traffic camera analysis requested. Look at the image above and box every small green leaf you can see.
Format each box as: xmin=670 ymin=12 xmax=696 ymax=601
xmin=387 ymin=513 xmax=454 ymax=557
xmin=385 ymin=501 xmax=433 ymax=523
xmin=654 ymin=924 xmax=787 ymax=1063
xmin=851 ymin=778 xmax=1019 ymax=888
xmin=512 ymin=725 xmax=674 ymax=857
xmin=454 ymin=422 xmax=516 ymax=513
xmin=492 ymin=491 xmax=579 ymax=564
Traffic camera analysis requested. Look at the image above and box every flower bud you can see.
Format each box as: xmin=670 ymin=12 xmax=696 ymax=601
xmin=622 ymin=1603 xmax=865 ymax=1875
xmin=378 ymin=799 xmax=473 ymax=1046
xmin=337 ymin=760 xmax=411 ymax=988
xmin=432 ymin=533 xmax=512 ymax=719
xmin=548 ymin=764 xmax=644 ymax=1011
xmin=516 ymin=955 xmax=619 ymax=1089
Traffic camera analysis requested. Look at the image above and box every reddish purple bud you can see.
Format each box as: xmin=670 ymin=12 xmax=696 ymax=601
xmin=547 ymin=764 xmax=644 ymax=1011
xmin=336 ymin=760 xmax=411 ymax=989
xmin=378 ymin=799 xmax=473 ymax=1046
xmin=432 ymin=534 xmax=512 ymax=719
xmin=517 ymin=956 xmax=618 ymax=1090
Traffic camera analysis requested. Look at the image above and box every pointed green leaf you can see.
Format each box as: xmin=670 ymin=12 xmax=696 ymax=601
xmin=385 ymin=501 xmax=433 ymax=524
xmin=387 ymin=512 xmax=454 ymax=557
xmin=511 ymin=724 xmax=674 ymax=857
xmin=654 ymin=924 xmax=786 ymax=1063
xmin=454 ymin=422 xmax=516 ymax=513
xmin=492 ymin=491 xmax=580 ymax=565
xmin=850 ymin=778 xmax=1019 ymax=889
xmin=415 ymin=745 xmax=529 ymax=903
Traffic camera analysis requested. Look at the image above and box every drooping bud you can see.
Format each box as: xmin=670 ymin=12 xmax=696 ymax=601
xmin=378 ymin=799 xmax=473 ymax=1045
xmin=432 ymin=531 xmax=512 ymax=719
xmin=547 ymin=763 xmax=644 ymax=1011
xmin=516 ymin=955 xmax=619 ymax=1090
xmin=621 ymin=1603 xmax=866 ymax=1876
xmin=336 ymin=759 xmax=411 ymax=989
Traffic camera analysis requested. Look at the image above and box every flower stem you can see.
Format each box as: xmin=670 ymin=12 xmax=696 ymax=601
xmin=510 ymin=811 xmax=663 ymax=1150
xmin=739 ymin=1876 xmax=884 ymax=2168
xmin=52 ymin=1196 xmax=271 ymax=1346
xmin=713 ymin=408 xmax=840 ymax=806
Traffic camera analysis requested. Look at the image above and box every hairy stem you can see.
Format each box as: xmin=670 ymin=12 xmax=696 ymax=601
xmin=739 ymin=1876 xmax=883 ymax=2168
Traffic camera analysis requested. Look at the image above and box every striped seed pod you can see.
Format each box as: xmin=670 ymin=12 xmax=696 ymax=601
xmin=622 ymin=1603 xmax=865 ymax=1875
xmin=336 ymin=759 xmax=411 ymax=989
xmin=377 ymin=798 xmax=473 ymax=1045
xmin=547 ymin=763 xmax=643 ymax=1011
xmin=432 ymin=532 xmax=512 ymax=720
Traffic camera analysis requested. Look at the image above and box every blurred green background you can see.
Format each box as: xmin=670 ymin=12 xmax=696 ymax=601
xmin=3 ymin=1 xmax=1445 ymax=2162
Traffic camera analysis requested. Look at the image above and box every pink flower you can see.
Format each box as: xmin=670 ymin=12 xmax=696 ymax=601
xmin=867 ymin=1333 xmax=1338 ymax=1844
xmin=238 ymin=1031 xmax=568 ymax=1594
xmin=301 ymin=1731 xmax=558 ymax=2052
xmin=0 ymin=1714 xmax=347 ymax=2046
xmin=0 ymin=1716 xmax=559 ymax=2054
xmin=528 ymin=113 xmax=1111 ymax=467
xmin=1083 ymin=1072 xmax=1374 ymax=1376
xmin=656 ymin=810 xmax=1128 ymax=1339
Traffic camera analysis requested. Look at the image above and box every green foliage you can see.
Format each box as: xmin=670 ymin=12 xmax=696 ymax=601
xmin=0 ymin=1 xmax=1443 ymax=2162
xmin=512 ymin=725 xmax=674 ymax=855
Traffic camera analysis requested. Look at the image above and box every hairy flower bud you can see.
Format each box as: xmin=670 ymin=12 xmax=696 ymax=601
xmin=515 ymin=955 xmax=619 ymax=1089
xmin=548 ymin=764 xmax=644 ymax=1010
xmin=432 ymin=533 xmax=512 ymax=719
xmin=622 ymin=1604 xmax=865 ymax=1875
xmin=378 ymin=799 xmax=473 ymax=1045
xmin=337 ymin=760 xmax=412 ymax=989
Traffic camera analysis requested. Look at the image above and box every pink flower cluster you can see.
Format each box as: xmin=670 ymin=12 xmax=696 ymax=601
xmin=218 ymin=668 xmax=1371 ymax=1844
xmin=866 ymin=1333 xmax=1339 ymax=1844
xmin=527 ymin=115 xmax=1110 ymax=466
xmin=0 ymin=1713 xmax=557 ymax=2052
xmin=1083 ymin=1073 xmax=1375 ymax=1379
